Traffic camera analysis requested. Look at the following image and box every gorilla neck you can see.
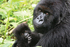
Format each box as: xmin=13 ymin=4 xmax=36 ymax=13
xmin=35 ymin=26 xmax=54 ymax=34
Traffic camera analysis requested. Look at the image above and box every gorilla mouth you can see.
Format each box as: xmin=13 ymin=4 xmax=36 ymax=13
xmin=34 ymin=23 xmax=47 ymax=29
xmin=34 ymin=18 xmax=44 ymax=25
xmin=33 ymin=20 xmax=44 ymax=28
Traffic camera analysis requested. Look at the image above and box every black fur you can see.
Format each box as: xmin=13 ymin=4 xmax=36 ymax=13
xmin=12 ymin=0 xmax=70 ymax=47
xmin=12 ymin=23 xmax=31 ymax=47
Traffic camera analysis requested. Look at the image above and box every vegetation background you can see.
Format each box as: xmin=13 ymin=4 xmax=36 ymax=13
xmin=0 ymin=0 xmax=40 ymax=47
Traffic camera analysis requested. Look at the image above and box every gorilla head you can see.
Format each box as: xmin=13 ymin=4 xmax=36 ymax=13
xmin=33 ymin=0 xmax=67 ymax=33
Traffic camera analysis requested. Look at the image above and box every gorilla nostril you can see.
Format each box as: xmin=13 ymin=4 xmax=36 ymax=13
xmin=37 ymin=17 xmax=39 ymax=19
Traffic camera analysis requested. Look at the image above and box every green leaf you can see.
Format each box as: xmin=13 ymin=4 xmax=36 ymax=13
xmin=0 ymin=39 xmax=14 ymax=47
xmin=0 ymin=8 xmax=7 ymax=14
xmin=10 ymin=22 xmax=18 ymax=27
xmin=4 ymin=7 xmax=12 ymax=12
xmin=9 ymin=0 xmax=21 ymax=2
xmin=2 ymin=43 xmax=11 ymax=47
xmin=32 ymin=4 xmax=36 ymax=7
xmin=0 ymin=0 xmax=4 ymax=4
xmin=0 ymin=38 xmax=3 ymax=43
xmin=13 ymin=10 xmax=32 ymax=17
xmin=1 ymin=25 xmax=6 ymax=31
xmin=36 ymin=46 xmax=42 ymax=47
xmin=4 ymin=17 xmax=14 ymax=23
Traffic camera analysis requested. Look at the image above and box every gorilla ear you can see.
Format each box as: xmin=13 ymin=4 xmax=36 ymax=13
xmin=59 ymin=8 xmax=67 ymax=24
xmin=60 ymin=13 xmax=63 ymax=21
xmin=57 ymin=14 xmax=65 ymax=24
xmin=57 ymin=13 xmax=65 ymax=24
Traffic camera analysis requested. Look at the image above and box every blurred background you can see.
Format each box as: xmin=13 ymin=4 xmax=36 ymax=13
xmin=0 ymin=0 xmax=40 ymax=47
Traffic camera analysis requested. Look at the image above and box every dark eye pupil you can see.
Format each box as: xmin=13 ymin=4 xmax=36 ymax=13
xmin=46 ymin=13 xmax=49 ymax=15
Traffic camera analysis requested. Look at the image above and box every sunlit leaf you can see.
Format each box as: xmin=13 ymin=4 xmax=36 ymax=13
xmin=36 ymin=46 xmax=42 ymax=47
xmin=0 ymin=8 xmax=7 ymax=14
xmin=1 ymin=25 xmax=6 ymax=31
xmin=4 ymin=7 xmax=12 ymax=12
xmin=10 ymin=22 xmax=18 ymax=27
xmin=0 ymin=0 xmax=4 ymax=4
xmin=0 ymin=38 xmax=3 ymax=43
xmin=9 ymin=0 xmax=21 ymax=3
xmin=13 ymin=10 xmax=32 ymax=17
xmin=0 ymin=39 xmax=14 ymax=47
xmin=4 ymin=17 xmax=14 ymax=23
xmin=32 ymin=4 xmax=36 ymax=7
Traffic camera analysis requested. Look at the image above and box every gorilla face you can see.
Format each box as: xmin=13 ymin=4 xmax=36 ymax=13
xmin=33 ymin=2 xmax=66 ymax=33
xmin=33 ymin=6 xmax=54 ymax=28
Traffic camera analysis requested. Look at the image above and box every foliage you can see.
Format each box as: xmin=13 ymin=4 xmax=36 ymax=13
xmin=0 ymin=0 xmax=40 ymax=46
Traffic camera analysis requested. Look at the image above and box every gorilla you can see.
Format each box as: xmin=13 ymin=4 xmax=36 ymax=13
xmin=12 ymin=0 xmax=70 ymax=47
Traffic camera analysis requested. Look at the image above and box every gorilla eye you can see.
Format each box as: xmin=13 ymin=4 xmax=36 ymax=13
xmin=44 ymin=11 xmax=50 ymax=15
xmin=39 ymin=10 xmax=41 ymax=12
xmin=46 ymin=13 xmax=49 ymax=15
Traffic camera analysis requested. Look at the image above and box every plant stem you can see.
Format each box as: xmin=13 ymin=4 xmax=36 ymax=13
xmin=2 ymin=11 xmax=10 ymax=43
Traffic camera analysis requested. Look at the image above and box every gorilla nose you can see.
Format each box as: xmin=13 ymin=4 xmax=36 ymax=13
xmin=37 ymin=16 xmax=44 ymax=22
xmin=34 ymin=18 xmax=44 ymax=25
